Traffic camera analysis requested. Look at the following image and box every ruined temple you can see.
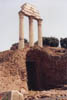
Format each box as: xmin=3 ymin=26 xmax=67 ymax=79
xmin=18 ymin=3 xmax=43 ymax=49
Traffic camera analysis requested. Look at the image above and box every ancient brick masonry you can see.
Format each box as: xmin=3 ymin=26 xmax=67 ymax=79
xmin=26 ymin=47 xmax=67 ymax=90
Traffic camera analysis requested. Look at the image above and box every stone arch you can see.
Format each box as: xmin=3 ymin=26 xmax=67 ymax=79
xmin=18 ymin=3 xmax=43 ymax=49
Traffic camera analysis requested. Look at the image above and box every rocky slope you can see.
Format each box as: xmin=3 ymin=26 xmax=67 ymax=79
xmin=0 ymin=47 xmax=30 ymax=92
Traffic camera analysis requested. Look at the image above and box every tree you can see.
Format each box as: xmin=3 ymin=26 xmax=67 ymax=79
xmin=10 ymin=39 xmax=28 ymax=50
xmin=35 ymin=37 xmax=59 ymax=47
xmin=60 ymin=38 xmax=67 ymax=48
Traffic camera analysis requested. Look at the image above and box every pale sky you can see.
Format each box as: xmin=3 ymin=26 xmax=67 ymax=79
xmin=0 ymin=0 xmax=67 ymax=51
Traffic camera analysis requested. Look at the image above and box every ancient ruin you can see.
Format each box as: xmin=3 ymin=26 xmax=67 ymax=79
xmin=0 ymin=3 xmax=67 ymax=100
xmin=18 ymin=3 xmax=43 ymax=49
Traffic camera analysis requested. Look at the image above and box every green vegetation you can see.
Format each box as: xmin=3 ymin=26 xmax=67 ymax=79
xmin=60 ymin=38 xmax=67 ymax=48
xmin=35 ymin=37 xmax=59 ymax=47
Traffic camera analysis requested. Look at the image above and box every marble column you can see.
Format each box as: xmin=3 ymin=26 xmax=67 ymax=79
xmin=29 ymin=17 xmax=34 ymax=47
xmin=38 ymin=19 xmax=43 ymax=47
xmin=18 ymin=12 xmax=24 ymax=49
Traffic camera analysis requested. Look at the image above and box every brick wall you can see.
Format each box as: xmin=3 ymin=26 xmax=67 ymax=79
xmin=26 ymin=48 xmax=67 ymax=90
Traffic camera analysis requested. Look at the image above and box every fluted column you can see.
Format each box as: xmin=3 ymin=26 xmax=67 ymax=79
xmin=29 ymin=17 xmax=34 ymax=47
xmin=18 ymin=12 xmax=24 ymax=49
xmin=38 ymin=19 xmax=43 ymax=47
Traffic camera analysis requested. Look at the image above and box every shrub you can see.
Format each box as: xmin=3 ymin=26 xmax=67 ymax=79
xmin=60 ymin=38 xmax=67 ymax=48
xmin=43 ymin=37 xmax=59 ymax=47
xmin=10 ymin=39 xmax=28 ymax=50
xmin=35 ymin=37 xmax=59 ymax=47
xmin=24 ymin=39 xmax=28 ymax=43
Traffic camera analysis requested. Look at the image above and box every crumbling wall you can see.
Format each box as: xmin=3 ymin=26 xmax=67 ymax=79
xmin=26 ymin=48 xmax=67 ymax=90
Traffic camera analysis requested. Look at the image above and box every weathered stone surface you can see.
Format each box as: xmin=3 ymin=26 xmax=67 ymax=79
xmin=20 ymin=3 xmax=42 ymax=20
xmin=0 ymin=91 xmax=11 ymax=100
xmin=11 ymin=90 xmax=24 ymax=100
xmin=21 ymin=88 xmax=28 ymax=95
xmin=0 ymin=90 xmax=24 ymax=100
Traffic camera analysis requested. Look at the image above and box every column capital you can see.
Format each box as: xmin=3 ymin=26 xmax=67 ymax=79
xmin=19 ymin=11 xmax=24 ymax=18
xmin=29 ymin=16 xmax=33 ymax=19
xmin=38 ymin=19 xmax=43 ymax=25
xmin=29 ymin=16 xmax=33 ymax=22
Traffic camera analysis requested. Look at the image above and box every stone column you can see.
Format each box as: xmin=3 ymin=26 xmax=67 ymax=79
xmin=29 ymin=17 xmax=34 ymax=47
xmin=18 ymin=12 xmax=24 ymax=49
xmin=38 ymin=19 xmax=43 ymax=47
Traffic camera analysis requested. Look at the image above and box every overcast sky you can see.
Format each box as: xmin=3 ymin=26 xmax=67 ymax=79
xmin=0 ymin=0 xmax=67 ymax=51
